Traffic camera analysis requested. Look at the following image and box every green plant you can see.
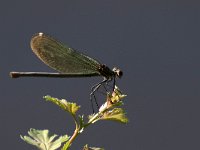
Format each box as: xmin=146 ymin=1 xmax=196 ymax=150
xmin=21 ymin=86 xmax=128 ymax=150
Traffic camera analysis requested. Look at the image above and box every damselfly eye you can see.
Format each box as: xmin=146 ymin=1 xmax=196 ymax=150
xmin=117 ymin=70 xmax=123 ymax=78
xmin=112 ymin=67 xmax=123 ymax=78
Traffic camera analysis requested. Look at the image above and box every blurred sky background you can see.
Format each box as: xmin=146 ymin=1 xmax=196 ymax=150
xmin=1 ymin=0 xmax=200 ymax=150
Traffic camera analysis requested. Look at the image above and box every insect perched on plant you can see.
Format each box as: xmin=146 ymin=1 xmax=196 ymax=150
xmin=10 ymin=32 xmax=123 ymax=111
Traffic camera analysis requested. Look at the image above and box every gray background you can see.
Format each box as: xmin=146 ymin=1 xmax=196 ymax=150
xmin=1 ymin=0 xmax=200 ymax=150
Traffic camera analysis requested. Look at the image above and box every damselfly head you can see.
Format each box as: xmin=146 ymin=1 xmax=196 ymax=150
xmin=113 ymin=67 xmax=123 ymax=78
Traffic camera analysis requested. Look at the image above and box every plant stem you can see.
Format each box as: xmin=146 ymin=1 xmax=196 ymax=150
xmin=65 ymin=114 xmax=80 ymax=150
xmin=67 ymin=127 xmax=79 ymax=147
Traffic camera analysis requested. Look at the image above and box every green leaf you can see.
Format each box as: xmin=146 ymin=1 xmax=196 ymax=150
xmin=21 ymin=128 xmax=70 ymax=150
xmin=83 ymin=144 xmax=104 ymax=150
xmin=101 ymin=108 xmax=128 ymax=124
xmin=44 ymin=95 xmax=80 ymax=115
